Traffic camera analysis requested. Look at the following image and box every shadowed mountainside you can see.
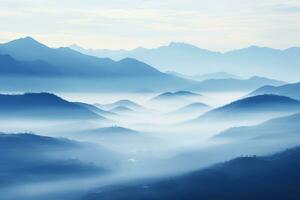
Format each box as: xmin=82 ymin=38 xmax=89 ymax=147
xmin=0 ymin=133 xmax=118 ymax=187
xmin=82 ymin=146 xmax=300 ymax=200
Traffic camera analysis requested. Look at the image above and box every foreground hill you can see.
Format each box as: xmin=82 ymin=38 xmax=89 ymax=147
xmin=0 ymin=133 xmax=119 ymax=187
xmin=0 ymin=37 xmax=194 ymax=92
xmin=0 ymin=93 xmax=104 ymax=120
xmin=249 ymin=82 xmax=300 ymax=100
xmin=82 ymin=146 xmax=300 ymax=200
xmin=216 ymin=112 xmax=300 ymax=140
xmin=190 ymin=94 xmax=300 ymax=122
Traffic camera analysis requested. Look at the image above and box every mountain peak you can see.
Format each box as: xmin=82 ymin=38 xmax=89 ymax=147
xmin=3 ymin=36 xmax=48 ymax=49
xmin=168 ymin=42 xmax=199 ymax=50
xmin=69 ymin=44 xmax=86 ymax=51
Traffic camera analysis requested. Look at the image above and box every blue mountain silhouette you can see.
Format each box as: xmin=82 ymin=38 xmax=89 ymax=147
xmin=0 ymin=92 xmax=103 ymax=120
xmin=0 ymin=37 xmax=194 ymax=92
xmin=249 ymin=82 xmax=300 ymax=100
xmin=192 ymin=94 xmax=300 ymax=122
xmin=174 ymin=102 xmax=210 ymax=114
xmin=70 ymin=42 xmax=300 ymax=81
xmin=0 ymin=54 xmax=60 ymax=76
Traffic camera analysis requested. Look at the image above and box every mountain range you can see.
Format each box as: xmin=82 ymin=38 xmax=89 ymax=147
xmin=70 ymin=42 xmax=300 ymax=81
xmin=0 ymin=37 xmax=193 ymax=92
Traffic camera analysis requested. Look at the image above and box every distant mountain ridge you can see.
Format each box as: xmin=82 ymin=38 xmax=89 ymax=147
xmin=166 ymin=71 xmax=241 ymax=81
xmin=186 ymin=76 xmax=285 ymax=92
xmin=190 ymin=94 xmax=300 ymax=122
xmin=70 ymin=42 xmax=300 ymax=81
xmin=173 ymin=102 xmax=211 ymax=114
xmin=151 ymin=92 xmax=190 ymax=102
xmin=249 ymin=82 xmax=300 ymax=100
xmin=0 ymin=37 xmax=161 ymax=77
xmin=216 ymin=112 xmax=300 ymax=139
xmin=0 ymin=37 xmax=195 ymax=92
xmin=96 ymin=99 xmax=144 ymax=111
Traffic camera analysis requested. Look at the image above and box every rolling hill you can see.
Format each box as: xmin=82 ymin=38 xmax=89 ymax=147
xmin=97 ymin=100 xmax=145 ymax=111
xmin=191 ymin=94 xmax=300 ymax=122
xmin=150 ymin=92 xmax=189 ymax=103
xmin=216 ymin=112 xmax=300 ymax=140
xmin=174 ymin=102 xmax=211 ymax=114
xmin=249 ymin=82 xmax=300 ymax=100
xmin=0 ymin=93 xmax=104 ymax=120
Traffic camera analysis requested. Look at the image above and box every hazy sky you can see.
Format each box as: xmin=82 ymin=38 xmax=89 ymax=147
xmin=0 ymin=0 xmax=299 ymax=51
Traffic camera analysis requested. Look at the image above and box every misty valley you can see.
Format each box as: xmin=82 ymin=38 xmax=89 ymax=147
xmin=0 ymin=37 xmax=300 ymax=200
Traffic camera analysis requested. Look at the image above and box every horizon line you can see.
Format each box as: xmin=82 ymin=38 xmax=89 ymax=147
xmin=1 ymin=36 xmax=300 ymax=53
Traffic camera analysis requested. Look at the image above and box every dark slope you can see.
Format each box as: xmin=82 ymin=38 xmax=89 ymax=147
xmin=83 ymin=146 xmax=300 ymax=200
xmin=0 ymin=93 xmax=103 ymax=120
xmin=249 ymin=82 xmax=300 ymax=100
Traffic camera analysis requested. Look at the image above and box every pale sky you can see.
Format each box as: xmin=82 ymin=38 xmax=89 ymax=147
xmin=0 ymin=0 xmax=299 ymax=51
